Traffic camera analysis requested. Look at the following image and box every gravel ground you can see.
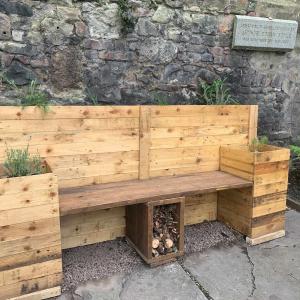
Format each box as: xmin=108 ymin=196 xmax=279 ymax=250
xmin=61 ymin=221 xmax=242 ymax=292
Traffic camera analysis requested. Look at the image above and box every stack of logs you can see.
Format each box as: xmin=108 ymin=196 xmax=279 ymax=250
xmin=152 ymin=204 xmax=179 ymax=257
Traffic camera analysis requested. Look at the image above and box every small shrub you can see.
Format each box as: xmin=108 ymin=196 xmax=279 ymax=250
xmin=249 ymin=136 xmax=269 ymax=152
xmin=3 ymin=145 xmax=43 ymax=178
xmin=22 ymin=81 xmax=49 ymax=113
xmin=290 ymin=145 xmax=300 ymax=177
xmin=117 ymin=0 xmax=136 ymax=35
xmin=198 ymin=79 xmax=238 ymax=105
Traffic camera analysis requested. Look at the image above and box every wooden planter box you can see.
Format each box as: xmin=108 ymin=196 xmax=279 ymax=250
xmin=0 ymin=164 xmax=62 ymax=300
xmin=126 ymin=197 xmax=184 ymax=267
xmin=219 ymin=145 xmax=290 ymax=244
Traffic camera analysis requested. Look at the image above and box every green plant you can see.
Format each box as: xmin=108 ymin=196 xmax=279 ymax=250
xmin=290 ymin=145 xmax=300 ymax=180
xmin=249 ymin=136 xmax=269 ymax=152
xmin=117 ymin=0 xmax=136 ymax=35
xmin=22 ymin=81 xmax=49 ymax=113
xmin=3 ymin=145 xmax=43 ymax=178
xmin=0 ymin=72 xmax=18 ymax=90
xmin=198 ymin=79 xmax=238 ymax=105
xmin=90 ymin=95 xmax=99 ymax=105
xmin=291 ymin=145 xmax=300 ymax=157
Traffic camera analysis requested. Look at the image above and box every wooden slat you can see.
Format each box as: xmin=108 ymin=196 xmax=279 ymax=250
xmin=139 ymin=106 xmax=151 ymax=179
xmin=0 ymin=118 xmax=139 ymax=133
xmin=251 ymin=211 xmax=285 ymax=238
xmin=150 ymin=125 xmax=248 ymax=138
xmin=0 ymin=217 xmax=60 ymax=243
xmin=59 ymin=171 xmax=252 ymax=216
xmin=0 ymin=245 xmax=61 ymax=271
xmin=0 ymin=129 xmax=139 ymax=148
xmin=0 ymin=232 xmax=61 ymax=258
xmin=46 ymin=151 xmax=139 ymax=169
xmin=254 ymin=146 xmax=290 ymax=164
xmin=8 ymin=286 xmax=61 ymax=300
xmin=58 ymin=172 xmax=139 ymax=188
xmin=150 ymin=134 xmax=249 ymax=149
xmin=149 ymin=105 xmax=250 ymax=117
xmin=61 ymin=227 xmax=125 ymax=249
xmin=0 ymin=106 xmax=139 ymax=120
xmin=248 ymin=105 xmax=258 ymax=144
xmin=0 ymin=203 xmax=59 ymax=227
xmin=0 ymin=173 xmax=56 ymax=197
xmin=0 ymin=140 xmax=139 ymax=159
xmin=151 ymin=115 xmax=249 ymax=128
xmin=1 ymin=259 xmax=62 ymax=286
xmin=0 ymin=274 xmax=61 ymax=300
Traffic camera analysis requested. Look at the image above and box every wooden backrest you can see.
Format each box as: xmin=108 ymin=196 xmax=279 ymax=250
xmin=0 ymin=105 xmax=257 ymax=188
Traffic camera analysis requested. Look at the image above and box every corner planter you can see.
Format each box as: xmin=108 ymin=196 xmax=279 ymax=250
xmin=0 ymin=163 xmax=62 ymax=299
xmin=218 ymin=145 xmax=290 ymax=245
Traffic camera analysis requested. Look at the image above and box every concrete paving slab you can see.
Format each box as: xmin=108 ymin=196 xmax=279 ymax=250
xmin=249 ymin=210 xmax=300 ymax=300
xmin=58 ymin=263 xmax=207 ymax=300
xmin=120 ymin=263 xmax=207 ymax=300
xmin=57 ymin=210 xmax=300 ymax=300
xmin=183 ymin=244 xmax=253 ymax=300
xmin=183 ymin=210 xmax=300 ymax=300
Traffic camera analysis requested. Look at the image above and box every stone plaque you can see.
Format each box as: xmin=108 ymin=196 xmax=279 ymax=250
xmin=232 ymin=16 xmax=298 ymax=51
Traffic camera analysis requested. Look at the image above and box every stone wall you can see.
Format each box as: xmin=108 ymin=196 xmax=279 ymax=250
xmin=0 ymin=0 xmax=299 ymax=142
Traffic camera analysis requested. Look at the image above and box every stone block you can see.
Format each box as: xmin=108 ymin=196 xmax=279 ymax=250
xmin=0 ymin=0 xmax=33 ymax=17
xmin=152 ymin=5 xmax=174 ymax=23
xmin=4 ymin=61 xmax=37 ymax=85
xmin=232 ymin=16 xmax=298 ymax=51
xmin=0 ymin=12 xmax=11 ymax=40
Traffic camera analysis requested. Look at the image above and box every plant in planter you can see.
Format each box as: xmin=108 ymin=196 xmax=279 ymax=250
xmin=249 ymin=136 xmax=269 ymax=152
xmin=0 ymin=145 xmax=63 ymax=299
xmin=3 ymin=145 xmax=43 ymax=178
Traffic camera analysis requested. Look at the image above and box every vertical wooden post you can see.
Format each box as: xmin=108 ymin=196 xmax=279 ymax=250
xmin=139 ymin=106 xmax=151 ymax=180
xmin=248 ymin=105 xmax=258 ymax=144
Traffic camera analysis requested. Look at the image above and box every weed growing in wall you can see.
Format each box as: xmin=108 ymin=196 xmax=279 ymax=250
xmin=117 ymin=0 xmax=136 ymax=35
xmin=22 ymin=81 xmax=49 ymax=113
xmin=198 ymin=79 xmax=238 ymax=105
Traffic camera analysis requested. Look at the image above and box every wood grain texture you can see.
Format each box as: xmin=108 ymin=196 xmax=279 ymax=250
xmin=59 ymin=171 xmax=252 ymax=216
xmin=60 ymin=207 xmax=125 ymax=249
xmin=139 ymin=106 xmax=151 ymax=180
xmin=248 ymin=105 xmax=258 ymax=144
xmin=219 ymin=145 xmax=289 ymax=242
xmin=0 ymin=106 xmax=140 ymax=189
xmin=0 ymin=173 xmax=62 ymax=299
xmin=126 ymin=197 xmax=185 ymax=266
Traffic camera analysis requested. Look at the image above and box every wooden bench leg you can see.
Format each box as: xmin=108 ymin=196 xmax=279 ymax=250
xmin=126 ymin=197 xmax=185 ymax=266
xmin=218 ymin=188 xmax=286 ymax=245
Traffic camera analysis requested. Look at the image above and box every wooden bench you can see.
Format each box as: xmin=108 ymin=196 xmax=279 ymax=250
xmin=59 ymin=171 xmax=252 ymax=266
xmin=0 ymin=105 xmax=290 ymax=298
xmin=59 ymin=171 xmax=252 ymax=216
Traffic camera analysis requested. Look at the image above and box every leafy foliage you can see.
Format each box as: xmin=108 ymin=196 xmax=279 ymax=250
xmin=3 ymin=145 xmax=43 ymax=178
xmin=22 ymin=81 xmax=49 ymax=113
xmin=249 ymin=136 xmax=269 ymax=152
xmin=117 ymin=0 xmax=136 ymax=35
xmin=0 ymin=72 xmax=18 ymax=90
xmin=291 ymin=145 xmax=300 ymax=157
xmin=198 ymin=79 xmax=238 ymax=105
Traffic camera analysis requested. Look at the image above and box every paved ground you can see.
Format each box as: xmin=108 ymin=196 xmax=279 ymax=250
xmin=56 ymin=210 xmax=300 ymax=300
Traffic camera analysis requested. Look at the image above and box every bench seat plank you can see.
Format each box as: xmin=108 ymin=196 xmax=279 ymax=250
xmin=59 ymin=171 xmax=252 ymax=216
